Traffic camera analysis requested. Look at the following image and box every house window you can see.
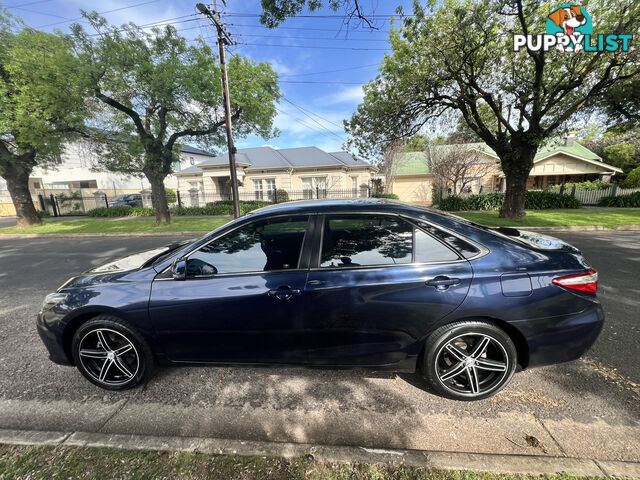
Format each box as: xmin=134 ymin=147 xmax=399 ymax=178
xmin=351 ymin=176 xmax=358 ymax=196
xmin=172 ymin=161 xmax=181 ymax=172
xmin=253 ymin=179 xmax=264 ymax=200
xmin=265 ymin=178 xmax=276 ymax=199
xmin=302 ymin=176 xmax=327 ymax=199
xmin=189 ymin=156 xmax=195 ymax=165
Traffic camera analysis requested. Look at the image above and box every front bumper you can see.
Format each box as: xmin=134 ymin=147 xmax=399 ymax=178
xmin=516 ymin=303 xmax=604 ymax=368
xmin=36 ymin=311 xmax=72 ymax=366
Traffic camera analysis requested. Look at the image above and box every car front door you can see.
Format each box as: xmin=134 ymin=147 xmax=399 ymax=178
xmin=149 ymin=214 xmax=313 ymax=363
xmin=303 ymin=213 xmax=473 ymax=367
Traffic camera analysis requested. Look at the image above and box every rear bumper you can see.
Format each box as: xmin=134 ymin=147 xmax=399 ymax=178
xmin=36 ymin=312 xmax=72 ymax=366
xmin=516 ymin=303 xmax=604 ymax=368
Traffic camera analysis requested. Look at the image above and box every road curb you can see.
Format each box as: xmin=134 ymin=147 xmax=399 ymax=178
xmin=2 ymin=428 xmax=639 ymax=477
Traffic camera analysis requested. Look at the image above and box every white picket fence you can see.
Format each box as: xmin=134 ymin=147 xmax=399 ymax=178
xmin=546 ymin=186 xmax=640 ymax=205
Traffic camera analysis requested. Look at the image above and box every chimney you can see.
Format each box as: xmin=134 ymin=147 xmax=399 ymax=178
xmin=565 ymin=131 xmax=577 ymax=147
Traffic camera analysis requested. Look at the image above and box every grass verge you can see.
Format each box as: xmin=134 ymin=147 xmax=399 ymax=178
xmin=0 ymin=444 xmax=604 ymax=480
xmin=0 ymin=217 xmax=231 ymax=234
xmin=454 ymin=209 xmax=640 ymax=228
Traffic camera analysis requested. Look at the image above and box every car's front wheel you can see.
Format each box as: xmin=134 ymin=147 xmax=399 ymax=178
xmin=422 ymin=321 xmax=517 ymax=401
xmin=71 ymin=315 xmax=153 ymax=390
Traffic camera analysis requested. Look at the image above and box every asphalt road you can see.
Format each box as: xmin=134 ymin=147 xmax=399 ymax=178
xmin=0 ymin=232 xmax=639 ymax=461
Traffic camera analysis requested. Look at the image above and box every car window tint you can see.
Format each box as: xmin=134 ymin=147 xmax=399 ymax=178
xmin=187 ymin=216 xmax=309 ymax=276
xmin=417 ymin=221 xmax=480 ymax=258
xmin=414 ymin=229 xmax=459 ymax=262
xmin=320 ymin=215 xmax=412 ymax=267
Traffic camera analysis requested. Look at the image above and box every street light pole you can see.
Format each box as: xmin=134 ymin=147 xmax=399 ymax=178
xmin=196 ymin=2 xmax=241 ymax=218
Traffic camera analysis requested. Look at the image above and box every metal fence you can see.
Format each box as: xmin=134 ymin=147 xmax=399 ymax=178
xmin=35 ymin=187 xmax=371 ymax=217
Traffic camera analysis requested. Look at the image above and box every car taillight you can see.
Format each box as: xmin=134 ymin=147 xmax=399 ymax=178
xmin=552 ymin=269 xmax=598 ymax=293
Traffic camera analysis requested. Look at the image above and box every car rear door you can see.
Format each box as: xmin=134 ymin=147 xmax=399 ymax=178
xmin=303 ymin=213 xmax=473 ymax=367
xmin=148 ymin=214 xmax=313 ymax=363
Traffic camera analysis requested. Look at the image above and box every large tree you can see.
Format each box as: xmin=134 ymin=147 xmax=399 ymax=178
xmin=0 ymin=13 xmax=89 ymax=227
xmin=72 ymin=14 xmax=281 ymax=224
xmin=344 ymin=0 xmax=640 ymax=218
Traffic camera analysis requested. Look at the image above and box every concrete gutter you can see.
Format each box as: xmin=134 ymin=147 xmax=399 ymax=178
xmin=1 ymin=428 xmax=639 ymax=477
xmin=0 ymin=225 xmax=639 ymax=239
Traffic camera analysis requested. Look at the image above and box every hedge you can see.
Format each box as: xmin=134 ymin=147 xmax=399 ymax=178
xmin=86 ymin=200 xmax=270 ymax=217
xmin=438 ymin=191 xmax=581 ymax=211
xmin=372 ymin=192 xmax=400 ymax=200
xmin=598 ymin=191 xmax=640 ymax=208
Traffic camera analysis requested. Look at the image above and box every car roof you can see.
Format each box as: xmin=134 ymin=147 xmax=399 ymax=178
xmin=246 ymin=198 xmax=439 ymax=219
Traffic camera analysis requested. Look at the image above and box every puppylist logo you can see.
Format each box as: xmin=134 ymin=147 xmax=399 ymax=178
xmin=514 ymin=4 xmax=633 ymax=53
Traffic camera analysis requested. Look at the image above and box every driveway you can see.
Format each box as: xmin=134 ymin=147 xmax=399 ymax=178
xmin=0 ymin=232 xmax=638 ymax=461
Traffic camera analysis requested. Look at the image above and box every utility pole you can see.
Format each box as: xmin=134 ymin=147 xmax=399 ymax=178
xmin=196 ymin=1 xmax=240 ymax=218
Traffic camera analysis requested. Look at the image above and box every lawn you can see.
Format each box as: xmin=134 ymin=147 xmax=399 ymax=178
xmin=0 ymin=216 xmax=231 ymax=234
xmin=454 ymin=209 xmax=640 ymax=228
xmin=0 ymin=444 xmax=604 ymax=480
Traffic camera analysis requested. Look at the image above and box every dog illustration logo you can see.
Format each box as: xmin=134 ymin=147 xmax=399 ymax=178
xmin=546 ymin=4 xmax=592 ymax=52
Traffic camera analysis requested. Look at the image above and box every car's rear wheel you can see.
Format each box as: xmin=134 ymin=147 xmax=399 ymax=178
xmin=422 ymin=321 xmax=517 ymax=401
xmin=71 ymin=315 xmax=153 ymax=390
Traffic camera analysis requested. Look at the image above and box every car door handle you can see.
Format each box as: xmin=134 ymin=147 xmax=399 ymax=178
xmin=425 ymin=276 xmax=461 ymax=291
xmin=267 ymin=286 xmax=302 ymax=301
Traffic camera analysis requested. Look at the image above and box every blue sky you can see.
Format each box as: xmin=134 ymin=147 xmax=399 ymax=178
xmin=7 ymin=0 xmax=416 ymax=155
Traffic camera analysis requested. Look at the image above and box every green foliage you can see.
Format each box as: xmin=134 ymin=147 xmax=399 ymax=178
xmin=164 ymin=188 xmax=177 ymax=204
xmin=274 ymin=189 xmax=289 ymax=203
xmin=87 ymin=205 xmax=155 ymax=217
xmin=439 ymin=192 xmax=581 ymax=211
xmin=622 ymin=167 xmax=640 ymax=188
xmin=371 ymin=192 xmax=399 ymax=200
xmin=603 ymin=144 xmax=637 ymax=170
xmin=598 ymin=191 xmax=640 ymax=207
xmin=70 ymin=13 xmax=280 ymax=222
xmin=37 ymin=210 xmax=50 ymax=218
xmin=548 ymin=180 xmax=612 ymax=191
xmin=172 ymin=201 xmax=270 ymax=216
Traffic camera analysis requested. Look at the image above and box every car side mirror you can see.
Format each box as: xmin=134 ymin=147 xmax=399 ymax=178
xmin=172 ymin=258 xmax=187 ymax=281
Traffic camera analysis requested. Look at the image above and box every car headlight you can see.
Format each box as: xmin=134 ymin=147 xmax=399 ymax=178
xmin=41 ymin=292 xmax=69 ymax=311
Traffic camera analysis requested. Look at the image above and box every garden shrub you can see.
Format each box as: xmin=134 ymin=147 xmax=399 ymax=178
xmin=438 ymin=191 xmax=581 ymax=211
xmin=37 ymin=210 xmax=51 ymax=218
xmin=548 ymin=180 xmax=611 ymax=191
xmin=524 ymin=191 xmax=581 ymax=209
xmin=372 ymin=192 xmax=399 ymax=200
xmin=274 ymin=189 xmax=289 ymax=203
xmin=622 ymin=167 xmax=640 ymax=188
xmin=87 ymin=205 xmax=133 ymax=217
xmin=598 ymin=191 xmax=640 ymax=207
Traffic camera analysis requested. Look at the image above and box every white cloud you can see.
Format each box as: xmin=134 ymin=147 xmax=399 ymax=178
xmin=321 ymin=85 xmax=365 ymax=105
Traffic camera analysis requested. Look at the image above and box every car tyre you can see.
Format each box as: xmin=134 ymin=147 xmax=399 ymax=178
xmin=71 ymin=315 xmax=154 ymax=390
xmin=422 ymin=320 xmax=517 ymax=401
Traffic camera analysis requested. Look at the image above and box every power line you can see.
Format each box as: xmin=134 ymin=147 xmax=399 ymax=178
xmin=282 ymin=97 xmax=346 ymax=131
xmin=87 ymin=15 xmax=200 ymax=37
xmin=237 ymin=33 xmax=388 ymax=42
xmin=5 ymin=0 xmax=53 ymax=7
xmin=282 ymin=97 xmax=346 ymax=142
xmin=238 ymin=42 xmax=387 ymax=51
xmin=229 ymin=22 xmax=390 ymax=33
xmin=280 ymin=80 xmax=367 ymax=85
xmin=279 ymin=63 xmax=379 ymax=78
xmin=35 ymin=0 xmax=162 ymax=28
xmin=224 ymin=12 xmax=409 ymax=19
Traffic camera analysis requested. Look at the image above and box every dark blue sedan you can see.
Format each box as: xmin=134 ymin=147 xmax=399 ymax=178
xmin=37 ymin=199 xmax=603 ymax=400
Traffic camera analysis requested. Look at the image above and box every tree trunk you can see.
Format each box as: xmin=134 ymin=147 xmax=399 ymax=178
xmin=499 ymin=147 xmax=536 ymax=219
xmin=3 ymin=162 xmax=41 ymax=228
xmin=148 ymin=175 xmax=170 ymax=224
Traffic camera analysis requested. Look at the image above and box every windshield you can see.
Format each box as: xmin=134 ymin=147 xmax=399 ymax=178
xmin=91 ymin=239 xmax=196 ymax=273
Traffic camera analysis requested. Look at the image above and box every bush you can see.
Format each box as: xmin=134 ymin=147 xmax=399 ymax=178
xmin=37 ymin=209 xmax=50 ymax=218
xmin=548 ymin=180 xmax=611 ymax=191
xmin=87 ymin=205 xmax=155 ymax=217
xmin=438 ymin=195 xmax=468 ymax=211
xmin=372 ymin=192 xmax=399 ymax=200
xmin=274 ymin=189 xmax=289 ymax=203
xmin=524 ymin=191 xmax=581 ymax=209
xmin=438 ymin=191 xmax=581 ymax=211
xmin=598 ymin=191 xmax=640 ymax=207
xmin=622 ymin=167 xmax=640 ymax=188
xmin=164 ymin=187 xmax=177 ymax=204
xmin=171 ymin=201 xmax=270 ymax=216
